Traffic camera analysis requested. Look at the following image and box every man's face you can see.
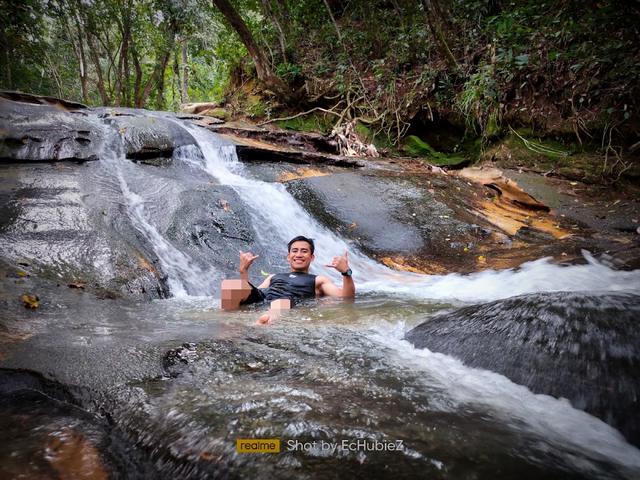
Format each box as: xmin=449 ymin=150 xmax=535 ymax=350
xmin=287 ymin=241 xmax=315 ymax=272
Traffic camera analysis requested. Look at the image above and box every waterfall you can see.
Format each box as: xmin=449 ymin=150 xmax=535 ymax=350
xmin=180 ymin=124 xmax=640 ymax=302
xmin=98 ymin=123 xmax=215 ymax=298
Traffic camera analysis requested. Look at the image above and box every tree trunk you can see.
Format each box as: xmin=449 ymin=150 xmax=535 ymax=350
xmin=211 ymin=0 xmax=290 ymax=98
xmin=156 ymin=57 xmax=166 ymax=110
xmin=322 ymin=0 xmax=343 ymax=43
xmin=68 ymin=12 xmax=89 ymax=103
xmin=138 ymin=42 xmax=174 ymax=107
xmin=180 ymin=37 xmax=189 ymax=104
xmin=260 ymin=0 xmax=287 ymax=62
xmin=2 ymin=35 xmax=11 ymax=89
xmin=86 ymin=32 xmax=109 ymax=105
xmin=121 ymin=0 xmax=132 ymax=106
xmin=132 ymin=44 xmax=143 ymax=105
xmin=420 ymin=0 xmax=458 ymax=71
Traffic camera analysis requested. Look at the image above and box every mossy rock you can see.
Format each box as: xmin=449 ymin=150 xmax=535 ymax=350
xmin=276 ymin=112 xmax=334 ymax=135
xmin=201 ymin=107 xmax=229 ymax=120
xmin=403 ymin=135 xmax=469 ymax=167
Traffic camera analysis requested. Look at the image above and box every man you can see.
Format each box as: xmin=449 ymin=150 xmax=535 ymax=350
xmin=221 ymin=235 xmax=355 ymax=324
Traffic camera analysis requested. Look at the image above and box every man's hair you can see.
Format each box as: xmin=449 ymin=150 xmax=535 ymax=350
xmin=287 ymin=235 xmax=315 ymax=254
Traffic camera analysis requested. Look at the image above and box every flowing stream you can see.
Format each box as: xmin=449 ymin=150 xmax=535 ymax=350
xmin=1 ymin=116 xmax=640 ymax=479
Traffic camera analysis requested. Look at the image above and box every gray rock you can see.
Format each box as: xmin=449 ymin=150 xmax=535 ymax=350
xmin=405 ymin=291 xmax=640 ymax=446
xmin=99 ymin=108 xmax=197 ymax=162
xmin=0 ymin=97 xmax=104 ymax=162
xmin=0 ymin=161 xmax=169 ymax=299
xmin=286 ymin=171 xmax=475 ymax=258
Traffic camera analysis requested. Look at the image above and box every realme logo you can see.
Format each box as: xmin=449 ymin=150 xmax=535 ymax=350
xmin=236 ymin=438 xmax=281 ymax=453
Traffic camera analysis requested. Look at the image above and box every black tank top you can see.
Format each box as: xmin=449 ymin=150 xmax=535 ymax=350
xmin=264 ymin=272 xmax=317 ymax=304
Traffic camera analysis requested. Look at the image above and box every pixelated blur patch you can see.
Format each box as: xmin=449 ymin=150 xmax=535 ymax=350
xmin=236 ymin=438 xmax=280 ymax=453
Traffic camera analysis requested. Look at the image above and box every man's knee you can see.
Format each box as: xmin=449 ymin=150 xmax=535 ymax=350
xmin=221 ymin=279 xmax=250 ymax=310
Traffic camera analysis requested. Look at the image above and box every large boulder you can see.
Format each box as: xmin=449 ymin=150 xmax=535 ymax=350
xmin=99 ymin=108 xmax=198 ymax=163
xmin=286 ymin=171 xmax=513 ymax=273
xmin=0 ymin=94 xmax=104 ymax=162
xmin=0 ymin=160 xmax=169 ymax=299
xmin=405 ymin=291 xmax=640 ymax=446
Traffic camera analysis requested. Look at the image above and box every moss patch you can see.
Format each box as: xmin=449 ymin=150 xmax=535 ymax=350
xmin=276 ymin=113 xmax=334 ymax=135
xmin=403 ymin=135 xmax=469 ymax=167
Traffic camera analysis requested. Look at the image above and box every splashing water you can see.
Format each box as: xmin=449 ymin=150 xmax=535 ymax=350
xmin=99 ymin=128 xmax=214 ymax=297
xmin=181 ymin=124 xmax=640 ymax=302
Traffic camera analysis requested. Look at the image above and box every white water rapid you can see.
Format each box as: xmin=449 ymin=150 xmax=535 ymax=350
xmin=178 ymin=124 xmax=640 ymax=303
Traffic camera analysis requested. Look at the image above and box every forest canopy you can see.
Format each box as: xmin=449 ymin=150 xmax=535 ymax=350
xmin=1 ymin=0 xmax=639 ymax=168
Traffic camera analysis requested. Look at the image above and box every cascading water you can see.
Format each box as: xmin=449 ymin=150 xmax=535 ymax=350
xmin=97 ymin=122 xmax=217 ymax=297
xmin=181 ymin=123 xmax=640 ymax=302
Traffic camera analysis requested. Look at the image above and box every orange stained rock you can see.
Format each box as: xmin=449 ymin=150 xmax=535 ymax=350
xmin=278 ymin=167 xmax=329 ymax=182
xmin=458 ymin=166 xmax=569 ymax=239
xmin=217 ymin=133 xmax=285 ymax=152
xmin=476 ymin=200 xmax=570 ymax=239
xmin=136 ymin=253 xmax=159 ymax=276
xmin=381 ymin=256 xmax=448 ymax=275
xmin=46 ymin=427 xmax=108 ymax=480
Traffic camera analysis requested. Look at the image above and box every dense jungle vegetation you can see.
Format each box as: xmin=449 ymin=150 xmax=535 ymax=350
xmin=1 ymin=0 xmax=639 ymax=181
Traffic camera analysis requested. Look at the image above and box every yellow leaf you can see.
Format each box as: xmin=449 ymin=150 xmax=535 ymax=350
xmin=21 ymin=294 xmax=39 ymax=309
xmin=260 ymin=270 xmax=270 ymax=277
xmin=17 ymin=270 xmax=27 ymax=277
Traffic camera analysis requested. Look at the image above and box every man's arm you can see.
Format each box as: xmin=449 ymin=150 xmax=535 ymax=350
xmin=257 ymin=274 xmax=273 ymax=289
xmin=317 ymin=274 xmax=355 ymax=298
xmin=318 ymin=250 xmax=355 ymax=298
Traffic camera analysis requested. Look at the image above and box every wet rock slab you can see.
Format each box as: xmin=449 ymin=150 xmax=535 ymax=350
xmin=99 ymin=108 xmax=198 ymax=163
xmin=0 ymin=161 xmax=168 ymax=299
xmin=405 ymin=291 xmax=640 ymax=446
xmin=0 ymin=95 xmax=103 ymax=162
xmin=284 ymin=168 xmax=584 ymax=273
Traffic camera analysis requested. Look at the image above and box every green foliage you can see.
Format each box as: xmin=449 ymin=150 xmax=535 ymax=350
xmin=2 ymin=0 xmax=637 ymax=170
xmin=458 ymin=63 xmax=500 ymax=139
xmin=403 ymin=136 xmax=468 ymax=167
xmin=275 ymin=63 xmax=303 ymax=81
xmin=510 ymin=128 xmax=571 ymax=161
xmin=277 ymin=113 xmax=333 ymax=134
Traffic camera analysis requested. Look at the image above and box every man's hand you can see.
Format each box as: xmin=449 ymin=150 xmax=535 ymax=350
xmin=326 ymin=250 xmax=349 ymax=274
xmin=239 ymin=251 xmax=259 ymax=274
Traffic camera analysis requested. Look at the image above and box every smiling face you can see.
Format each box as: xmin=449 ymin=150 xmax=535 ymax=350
xmin=287 ymin=240 xmax=315 ymax=272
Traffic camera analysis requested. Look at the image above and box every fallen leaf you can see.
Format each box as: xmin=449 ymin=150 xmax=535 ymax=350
xmin=349 ymin=222 xmax=358 ymax=229
xmin=218 ymin=198 xmax=230 ymax=212
xmin=21 ymin=294 xmax=39 ymax=309
xmin=17 ymin=270 xmax=27 ymax=277
xmin=68 ymin=283 xmax=85 ymax=289
xmin=260 ymin=270 xmax=270 ymax=277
